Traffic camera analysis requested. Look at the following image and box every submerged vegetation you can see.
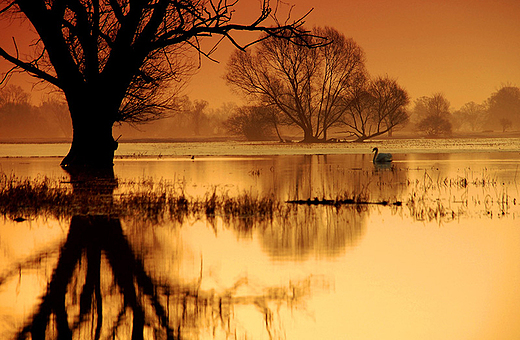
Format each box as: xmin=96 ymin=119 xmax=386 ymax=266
xmin=0 ymin=172 xmax=286 ymax=223
xmin=405 ymin=168 xmax=517 ymax=222
xmin=0 ymin=172 xmax=382 ymax=223
xmin=1 ymin=168 xmax=518 ymax=224
xmin=0 ymin=174 xmax=72 ymax=220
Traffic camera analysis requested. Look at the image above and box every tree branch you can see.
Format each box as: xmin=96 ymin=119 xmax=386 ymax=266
xmin=0 ymin=45 xmax=61 ymax=87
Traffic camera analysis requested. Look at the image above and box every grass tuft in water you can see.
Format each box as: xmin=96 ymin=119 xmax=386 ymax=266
xmin=0 ymin=173 xmax=287 ymax=223
xmin=0 ymin=173 xmax=73 ymax=219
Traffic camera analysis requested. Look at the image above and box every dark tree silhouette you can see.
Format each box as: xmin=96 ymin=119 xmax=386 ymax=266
xmin=225 ymin=105 xmax=279 ymax=141
xmin=225 ymin=26 xmax=365 ymax=142
xmin=453 ymin=101 xmax=488 ymax=132
xmin=341 ymin=75 xmax=409 ymax=142
xmin=414 ymin=93 xmax=452 ymax=137
xmin=486 ymin=85 xmax=520 ymax=131
xmin=0 ymin=0 xmax=317 ymax=168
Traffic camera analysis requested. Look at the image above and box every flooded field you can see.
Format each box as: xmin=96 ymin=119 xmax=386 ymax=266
xmin=1 ymin=141 xmax=520 ymax=339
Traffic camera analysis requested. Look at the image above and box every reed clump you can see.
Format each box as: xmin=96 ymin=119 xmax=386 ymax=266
xmin=0 ymin=173 xmax=73 ymax=219
xmin=404 ymin=169 xmax=518 ymax=222
xmin=0 ymin=174 xmax=287 ymax=223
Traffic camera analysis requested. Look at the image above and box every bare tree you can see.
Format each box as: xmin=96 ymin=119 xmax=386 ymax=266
xmin=0 ymin=0 xmax=318 ymax=168
xmin=453 ymin=101 xmax=488 ymax=132
xmin=225 ymin=105 xmax=278 ymax=141
xmin=0 ymin=84 xmax=30 ymax=105
xmin=0 ymin=84 xmax=52 ymax=138
xmin=341 ymin=75 xmax=409 ymax=141
xmin=486 ymin=85 xmax=520 ymax=131
xmin=225 ymin=26 xmax=366 ymax=142
xmin=499 ymin=118 xmax=512 ymax=132
xmin=414 ymin=93 xmax=452 ymax=137
xmin=184 ymin=98 xmax=209 ymax=136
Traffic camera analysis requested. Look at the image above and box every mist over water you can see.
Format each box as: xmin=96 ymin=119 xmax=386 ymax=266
xmin=1 ymin=141 xmax=520 ymax=339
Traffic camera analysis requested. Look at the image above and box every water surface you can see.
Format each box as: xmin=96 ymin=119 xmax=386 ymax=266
xmin=1 ymin=141 xmax=519 ymax=339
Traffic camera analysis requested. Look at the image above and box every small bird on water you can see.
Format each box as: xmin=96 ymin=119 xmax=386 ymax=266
xmin=372 ymin=147 xmax=392 ymax=163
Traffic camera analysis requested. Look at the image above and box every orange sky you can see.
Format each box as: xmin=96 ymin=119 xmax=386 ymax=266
xmin=1 ymin=0 xmax=519 ymax=109
xmin=188 ymin=0 xmax=520 ymax=109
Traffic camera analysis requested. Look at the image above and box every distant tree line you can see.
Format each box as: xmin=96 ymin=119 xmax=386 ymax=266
xmin=116 ymin=96 xmax=236 ymax=140
xmin=412 ymin=85 xmax=520 ymax=137
xmin=0 ymin=85 xmax=235 ymax=141
xmin=223 ymin=25 xmax=520 ymax=141
xmin=226 ymin=83 xmax=520 ymax=141
xmin=2 ymin=78 xmax=518 ymax=142
xmin=0 ymin=85 xmax=71 ymax=140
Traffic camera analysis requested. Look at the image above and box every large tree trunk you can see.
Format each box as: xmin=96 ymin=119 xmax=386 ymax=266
xmin=60 ymin=94 xmax=119 ymax=169
xmin=61 ymin=120 xmax=117 ymax=169
xmin=302 ymin=127 xmax=320 ymax=142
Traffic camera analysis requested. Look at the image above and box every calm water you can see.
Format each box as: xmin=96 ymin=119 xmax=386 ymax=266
xmin=1 ymin=141 xmax=520 ymax=339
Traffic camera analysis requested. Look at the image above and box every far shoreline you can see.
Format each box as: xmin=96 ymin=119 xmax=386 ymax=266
xmin=2 ymin=130 xmax=520 ymax=145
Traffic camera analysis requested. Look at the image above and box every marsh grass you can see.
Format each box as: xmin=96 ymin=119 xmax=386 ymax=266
xmin=2 ymin=170 xmax=516 ymax=224
xmin=0 ymin=173 xmax=73 ymax=219
xmin=406 ymin=169 xmax=518 ymax=222
xmin=0 ymin=173 xmax=289 ymax=223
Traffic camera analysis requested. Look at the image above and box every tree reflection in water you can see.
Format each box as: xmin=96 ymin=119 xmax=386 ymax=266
xmin=260 ymin=205 xmax=368 ymax=259
xmin=17 ymin=214 xmax=171 ymax=340
xmin=4 ymin=154 xmax=519 ymax=339
xmin=7 ymin=169 xmax=317 ymax=340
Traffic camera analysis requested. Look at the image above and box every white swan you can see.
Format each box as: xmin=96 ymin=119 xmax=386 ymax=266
xmin=372 ymin=147 xmax=392 ymax=163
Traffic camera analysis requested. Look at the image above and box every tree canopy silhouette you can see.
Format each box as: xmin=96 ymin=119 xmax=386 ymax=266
xmin=486 ymin=85 xmax=520 ymax=132
xmin=341 ymin=75 xmax=409 ymax=142
xmin=0 ymin=0 xmax=318 ymax=168
xmin=414 ymin=93 xmax=452 ymax=137
xmin=226 ymin=26 xmax=365 ymax=142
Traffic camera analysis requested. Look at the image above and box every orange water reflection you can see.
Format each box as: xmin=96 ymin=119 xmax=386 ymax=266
xmin=1 ymin=153 xmax=520 ymax=339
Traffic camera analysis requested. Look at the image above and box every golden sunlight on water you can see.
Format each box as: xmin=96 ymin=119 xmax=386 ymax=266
xmin=1 ymin=149 xmax=520 ymax=339
xmin=310 ymin=214 xmax=520 ymax=340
